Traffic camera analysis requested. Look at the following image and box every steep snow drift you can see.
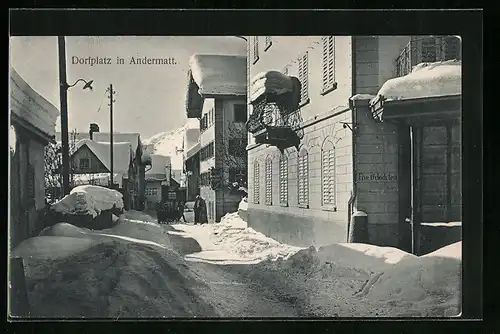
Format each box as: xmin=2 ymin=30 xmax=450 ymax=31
xmin=51 ymin=185 xmax=124 ymax=218
xmin=12 ymin=213 xmax=217 ymax=318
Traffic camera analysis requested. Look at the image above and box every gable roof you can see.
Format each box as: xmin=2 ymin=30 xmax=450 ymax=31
xmin=186 ymin=54 xmax=247 ymax=118
xmin=56 ymin=132 xmax=141 ymax=153
xmin=74 ymin=139 xmax=132 ymax=173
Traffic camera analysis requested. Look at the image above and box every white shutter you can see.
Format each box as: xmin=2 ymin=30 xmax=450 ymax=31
xmin=279 ymin=155 xmax=288 ymax=204
xmin=298 ymin=152 xmax=309 ymax=206
xmin=321 ymin=36 xmax=336 ymax=92
xmin=322 ymin=148 xmax=336 ymax=206
xmin=265 ymin=158 xmax=272 ymax=205
xmin=298 ymin=52 xmax=309 ymax=103
xmin=253 ymin=163 xmax=260 ymax=204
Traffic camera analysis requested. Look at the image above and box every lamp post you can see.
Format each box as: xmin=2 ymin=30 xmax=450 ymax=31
xmin=58 ymin=36 xmax=93 ymax=196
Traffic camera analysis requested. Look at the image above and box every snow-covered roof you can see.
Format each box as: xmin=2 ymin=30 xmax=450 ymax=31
xmin=186 ymin=54 xmax=246 ymax=118
xmin=372 ymin=60 xmax=461 ymax=103
xmin=74 ymin=139 xmax=132 ymax=174
xmin=55 ymin=132 xmax=141 ymax=154
xmin=10 ymin=67 xmax=60 ymax=140
xmin=147 ymin=154 xmax=171 ymax=175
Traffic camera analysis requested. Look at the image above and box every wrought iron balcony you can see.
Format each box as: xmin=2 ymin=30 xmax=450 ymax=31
xmin=395 ymin=36 xmax=461 ymax=77
xmin=246 ymin=94 xmax=304 ymax=151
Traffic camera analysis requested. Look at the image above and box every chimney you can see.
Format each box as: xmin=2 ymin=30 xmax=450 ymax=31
xmin=89 ymin=123 xmax=100 ymax=140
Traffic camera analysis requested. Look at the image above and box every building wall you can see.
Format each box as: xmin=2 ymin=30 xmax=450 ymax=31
xmin=246 ymin=36 xmax=354 ymax=247
xmin=145 ymin=181 xmax=162 ymax=208
xmin=9 ymin=125 xmax=48 ymax=249
xmin=354 ymin=36 xmax=411 ymax=95
xmin=351 ymin=98 xmax=400 ymax=247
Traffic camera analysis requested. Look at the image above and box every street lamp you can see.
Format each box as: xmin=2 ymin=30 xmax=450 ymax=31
xmin=58 ymin=36 xmax=93 ymax=196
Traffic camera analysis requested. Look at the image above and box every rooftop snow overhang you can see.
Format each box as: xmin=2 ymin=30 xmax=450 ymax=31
xmin=185 ymin=54 xmax=247 ymax=118
xmin=185 ymin=142 xmax=201 ymax=160
xmin=10 ymin=67 xmax=60 ymax=142
xmin=369 ymin=60 xmax=462 ymax=125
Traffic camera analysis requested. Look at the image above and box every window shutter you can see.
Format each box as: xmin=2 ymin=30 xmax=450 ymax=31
xmin=253 ymin=36 xmax=259 ymax=63
xmin=265 ymin=36 xmax=272 ymax=50
xmin=265 ymin=157 xmax=272 ymax=205
xmin=297 ymin=151 xmax=309 ymax=206
xmin=279 ymin=155 xmax=288 ymax=204
xmin=322 ymin=148 xmax=336 ymax=206
xmin=298 ymin=52 xmax=309 ymax=103
xmin=253 ymin=163 xmax=260 ymax=204
xmin=321 ymin=36 xmax=336 ymax=91
xmin=26 ymin=163 xmax=35 ymax=201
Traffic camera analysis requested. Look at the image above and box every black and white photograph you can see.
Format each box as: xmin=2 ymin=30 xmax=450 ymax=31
xmin=9 ymin=33 xmax=466 ymax=319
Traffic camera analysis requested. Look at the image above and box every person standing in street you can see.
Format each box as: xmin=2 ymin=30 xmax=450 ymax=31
xmin=193 ymin=194 xmax=202 ymax=225
xmin=177 ymin=201 xmax=187 ymax=223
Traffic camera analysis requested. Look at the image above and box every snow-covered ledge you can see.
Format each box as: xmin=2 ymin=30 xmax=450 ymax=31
xmin=371 ymin=60 xmax=461 ymax=105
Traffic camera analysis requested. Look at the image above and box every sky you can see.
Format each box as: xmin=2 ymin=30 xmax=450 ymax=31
xmin=9 ymin=36 xmax=246 ymax=139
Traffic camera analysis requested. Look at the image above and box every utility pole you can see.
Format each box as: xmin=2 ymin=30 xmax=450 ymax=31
xmin=107 ymin=84 xmax=116 ymax=188
xmin=58 ymin=36 xmax=70 ymax=196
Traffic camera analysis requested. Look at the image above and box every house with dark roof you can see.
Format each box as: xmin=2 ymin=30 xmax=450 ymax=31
xmin=55 ymin=125 xmax=150 ymax=210
xmin=10 ymin=67 xmax=59 ymax=248
xmin=185 ymin=54 xmax=248 ymax=222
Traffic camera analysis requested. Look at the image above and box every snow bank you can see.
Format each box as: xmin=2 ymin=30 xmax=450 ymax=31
xmin=51 ymin=185 xmax=124 ymax=218
xmin=12 ymin=212 xmax=218 ymax=317
xmin=374 ymin=60 xmax=461 ymax=102
xmin=173 ymin=212 xmax=302 ymax=264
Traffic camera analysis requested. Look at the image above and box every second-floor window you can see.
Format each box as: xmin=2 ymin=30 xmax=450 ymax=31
xmin=396 ymin=36 xmax=461 ymax=77
xmin=298 ymin=51 xmax=309 ymax=105
xmin=79 ymin=158 xmax=90 ymax=169
xmin=234 ymin=104 xmax=248 ymax=123
xmin=252 ymin=36 xmax=259 ymax=64
xmin=200 ymin=141 xmax=214 ymax=161
xmin=321 ymin=36 xmax=337 ymax=95
xmin=200 ymin=171 xmax=211 ymax=187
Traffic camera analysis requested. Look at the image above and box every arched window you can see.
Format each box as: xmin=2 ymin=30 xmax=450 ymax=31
xmin=264 ymin=156 xmax=273 ymax=205
xmin=321 ymin=140 xmax=336 ymax=207
xmin=253 ymin=161 xmax=260 ymax=204
xmin=297 ymin=148 xmax=309 ymax=207
xmin=279 ymin=153 xmax=288 ymax=205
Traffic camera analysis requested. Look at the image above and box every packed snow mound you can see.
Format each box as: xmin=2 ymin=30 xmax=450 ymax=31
xmin=423 ymin=241 xmax=461 ymax=259
xmin=20 ymin=240 xmax=217 ymax=317
xmin=173 ymin=212 xmax=302 ymax=264
xmin=39 ymin=223 xmax=90 ymax=238
xmin=374 ymin=60 xmax=461 ymax=102
xmin=360 ymin=254 xmax=461 ymax=317
xmin=51 ymin=185 xmax=124 ymax=218
xmin=12 ymin=236 xmax=99 ymax=260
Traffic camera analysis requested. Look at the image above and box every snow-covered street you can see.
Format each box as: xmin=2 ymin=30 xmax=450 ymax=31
xmin=12 ymin=209 xmax=461 ymax=318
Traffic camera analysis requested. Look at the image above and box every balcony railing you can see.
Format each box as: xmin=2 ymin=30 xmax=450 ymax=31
xmin=395 ymin=36 xmax=461 ymax=77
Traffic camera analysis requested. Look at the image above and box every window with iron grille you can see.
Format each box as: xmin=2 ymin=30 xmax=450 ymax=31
xmin=421 ymin=37 xmax=437 ymax=62
xmin=200 ymin=171 xmax=211 ymax=187
xmin=279 ymin=153 xmax=288 ymax=205
xmin=297 ymin=148 xmax=309 ymax=207
xmin=252 ymin=36 xmax=259 ymax=64
xmin=234 ymin=104 xmax=248 ymax=123
xmin=200 ymin=141 xmax=214 ymax=161
xmin=298 ymin=51 xmax=309 ymax=105
xmin=264 ymin=36 xmax=272 ymax=51
xmin=321 ymin=36 xmax=337 ymax=95
xmin=265 ymin=156 xmax=272 ymax=205
xmin=79 ymin=158 xmax=90 ymax=169
xmin=253 ymin=162 xmax=260 ymax=204
xmin=321 ymin=142 xmax=336 ymax=207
